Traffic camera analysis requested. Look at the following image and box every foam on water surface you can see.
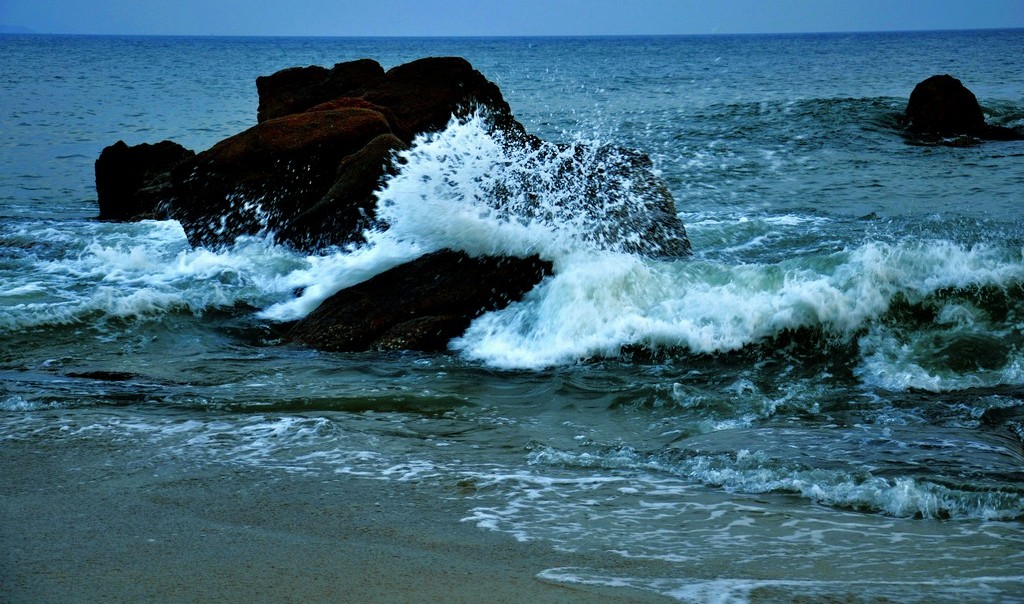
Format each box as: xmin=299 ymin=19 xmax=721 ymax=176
xmin=0 ymin=219 xmax=305 ymax=330
xmin=4 ymin=114 xmax=1024 ymax=398
xmin=3 ymin=32 xmax=1024 ymax=604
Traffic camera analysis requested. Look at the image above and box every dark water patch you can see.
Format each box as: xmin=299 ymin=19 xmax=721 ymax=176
xmin=0 ymin=368 xmax=178 ymax=410
xmin=619 ymin=325 xmax=863 ymax=377
xmin=930 ymin=333 xmax=1015 ymax=372
xmin=881 ymin=386 xmax=1024 ymax=431
xmin=66 ymin=370 xmax=140 ymax=381
xmin=870 ymin=282 xmax=1024 ymax=382
xmin=219 ymin=394 xmax=471 ymax=416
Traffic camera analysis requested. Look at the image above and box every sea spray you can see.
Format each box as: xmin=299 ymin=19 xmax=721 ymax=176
xmin=6 ymin=116 xmax=1023 ymax=396
xmin=5 ymin=33 xmax=1024 ymax=604
xmin=262 ymin=111 xmax=691 ymax=321
xmin=373 ymin=111 xmax=690 ymax=259
xmin=0 ymin=219 xmax=305 ymax=331
xmin=258 ymin=115 xmax=1024 ymax=387
xmin=255 ymin=231 xmax=423 ymax=322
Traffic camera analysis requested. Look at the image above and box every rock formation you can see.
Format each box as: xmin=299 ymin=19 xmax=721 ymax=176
xmin=94 ymin=56 xmax=691 ymax=352
xmin=96 ymin=57 xmax=520 ymax=251
xmin=286 ymin=251 xmax=552 ymax=352
xmin=95 ymin=140 xmax=194 ymax=221
xmin=905 ymin=74 xmax=1023 ymax=141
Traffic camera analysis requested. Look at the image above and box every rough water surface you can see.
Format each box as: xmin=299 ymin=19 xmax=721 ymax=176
xmin=2 ymin=31 xmax=1023 ymax=603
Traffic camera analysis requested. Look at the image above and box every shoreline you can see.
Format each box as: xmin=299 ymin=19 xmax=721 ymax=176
xmin=0 ymin=436 xmax=674 ymax=603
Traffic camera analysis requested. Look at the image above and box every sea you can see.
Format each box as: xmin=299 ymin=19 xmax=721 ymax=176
xmin=2 ymin=30 xmax=1023 ymax=602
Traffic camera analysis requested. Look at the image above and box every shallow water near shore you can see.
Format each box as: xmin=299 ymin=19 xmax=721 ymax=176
xmin=3 ymin=31 xmax=1024 ymax=602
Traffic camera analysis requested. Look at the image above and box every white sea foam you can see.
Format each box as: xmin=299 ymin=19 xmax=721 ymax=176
xmin=255 ymin=232 xmax=422 ymax=322
xmin=373 ymin=111 xmax=687 ymax=260
xmin=1 ymin=220 xmax=307 ymax=330
xmin=6 ymin=114 xmax=1024 ymax=394
xmin=464 ymin=459 xmax=1024 ymax=601
xmin=0 ymin=395 xmax=62 ymax=412
xmin=366 ymin=116 xmax=1024 ymax=374
xmin=262 ymin=111 xmax=693 ymax=319
xmin=452 ymin=239 xmax=1024 ymax=371
xmin=526 ymin=445 xmax=1024 ymax=520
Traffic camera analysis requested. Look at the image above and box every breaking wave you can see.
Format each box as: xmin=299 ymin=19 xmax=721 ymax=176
xmin=4 ymin=114 xmax=1023 ymax=395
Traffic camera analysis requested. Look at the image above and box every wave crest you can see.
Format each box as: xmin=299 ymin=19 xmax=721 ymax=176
xmin=453 ymin=239 xmax=1024 ymax=381
xmin=374 ymin=112 xmax=690 ymax=260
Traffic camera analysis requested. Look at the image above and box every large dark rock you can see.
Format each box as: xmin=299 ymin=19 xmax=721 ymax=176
xmin=360 ymin=57 xmax=521 ymax=140
xmin=95 ymin=140 xmax=194 ymax=221
xmin=97 ymin=57 xmax=522 ymax=251
xmin=256 ymin=56 xmax=520 ymax=143
xmin=286 ymin=250 xmax=553 ymax=352
xmin=906 ymin=74 xmax=1023 ymax=141
xmin=95 ymin=55 xmax=693 ymax=353
xmin=275 ymin=132 xmax=408 ymax=251
xmin=256 ymin=58 xmax=385 ymax=123
xmin=169 ymin=106 xmax=394 ymax=249
xmin=906 ymin=74 xmax=985 ymax=135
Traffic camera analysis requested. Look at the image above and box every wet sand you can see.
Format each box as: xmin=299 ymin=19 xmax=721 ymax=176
xmin=1 ymin=436 xmax=674 ymax=603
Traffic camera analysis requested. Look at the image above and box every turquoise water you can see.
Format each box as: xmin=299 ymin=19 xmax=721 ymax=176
xmin=2 ymin=31 xmax=1024 ymax=602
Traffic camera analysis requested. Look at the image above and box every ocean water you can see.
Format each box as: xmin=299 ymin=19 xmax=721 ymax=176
xmin=2 ymin=30 xmax=1024 ymax=602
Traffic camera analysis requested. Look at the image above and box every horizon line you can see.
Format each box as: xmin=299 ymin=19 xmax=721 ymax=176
xmin=2 ymin=26 xmax=1021 ymax=39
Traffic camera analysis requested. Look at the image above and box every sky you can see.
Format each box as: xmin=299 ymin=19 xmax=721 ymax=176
xmin=1 ymin=0 xmax=1022 ymax=37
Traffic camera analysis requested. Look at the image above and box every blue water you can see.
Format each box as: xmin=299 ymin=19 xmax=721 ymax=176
xmin=2 ymin=31 xmax=1024 ymax=602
